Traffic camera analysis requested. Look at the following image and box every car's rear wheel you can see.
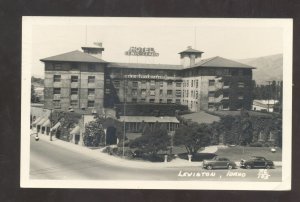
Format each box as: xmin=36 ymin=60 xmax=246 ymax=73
xmin=265 ymin=165 xmax=271 ymax=169
xmin=246 ymin=165 xmax=252 ymax=169
xmin=206 ymin=165 xmax=213 ymax=170
xmin=227 ymin=164 xmax=233 ymax=169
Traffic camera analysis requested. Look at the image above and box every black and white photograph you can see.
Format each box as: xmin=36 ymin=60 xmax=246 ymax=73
xmin=21 ymin=17 xmax=292 ymax=190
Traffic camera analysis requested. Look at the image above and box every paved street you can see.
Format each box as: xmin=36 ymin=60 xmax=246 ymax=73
xmin=30 ymin=136 xmax=282 ymax=181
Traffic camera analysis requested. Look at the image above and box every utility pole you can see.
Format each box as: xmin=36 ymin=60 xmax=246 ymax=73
xmin=266 ymin=81 xmax=272 ymax=112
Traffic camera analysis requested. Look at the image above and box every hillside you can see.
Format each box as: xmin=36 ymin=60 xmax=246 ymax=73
xmin=237 ymin=54 xmax=283 ymax=84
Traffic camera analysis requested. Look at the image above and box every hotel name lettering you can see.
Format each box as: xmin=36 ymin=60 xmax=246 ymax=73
xmin=125 ymin=47 xmax=159 ymax=57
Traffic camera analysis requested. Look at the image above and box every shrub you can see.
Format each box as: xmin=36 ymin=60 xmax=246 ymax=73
xmin=178 ymin=153 xmax=217 ymax=162
xmin=249 ymin=142 xmax=263 ymax=147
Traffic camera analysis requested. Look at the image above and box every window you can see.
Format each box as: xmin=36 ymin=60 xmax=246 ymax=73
xmin=176 ymin=82 xmax=181 ymax=87
xmin=70 ymin=100 xmax=78 ymax=107
xmin=167 ymin=81 xmax=173 ymax=86
xmin=167 ymin=90 xmax=173 ymax=95
xmin=159 ymin=99 xmax=163 ymax=103
xmin=183 ymin=91 xmax=185 ymax=97
xmin=149 ymin=99 xmax=155 ymax=103
xmin=105 ymin=79 xmax=110 ymax=85
xmin=191 ymin=90 xmax=194 ymax=98
xmin=187 ymin=80 xmax=189 ymax=87
xmin=186 ymin=90 xmax=189 ymax=97
xmin=238 ymin=82 xmax=244 ymax=88
xmin=223 ymin=102 xmax=229 ymax=110
xmin=53 ymin=88 xmax=61 ymax=94
xmin=208 ymin=103 xmax=214 ymax=109
xmin=159 ymin=89 xmax=163 ymax=95
xmin=88 ymin=64 xmax=96 ymax=71
xmin=54 ymin=63 xmax=62 ymax=70
xmin=140 ymin=98 xmax=146 ymax=103
xmin=71 ymin=88 xmax=78 ymax=95
xmin=238 ymin=92 xmax=244 ymax=99
xmin=88 ymin=76 xmax=95 ymax=83
xmin=71 ymin=76 xmax=78 ymax=82
xmin=208 ymin=91 xmax=215 ymax=97
xmin=195 ymin=91 xmax=198 ymax=99
xmin=175 ymin=90 xmax=181 ymax=97
xmin=88 ymin=88 xmax=95 ymax=95
xmin=141 ymin=89 xmax=147 ymax=95
xmin=132 ymin=81 xmax=138 ymax=88
xmin=132 ymin=89 xmax=137 ymax=96
xmin=105 ymin=89 xmax=110 ymax=94
xmin=175 ymin=99 xmax=181 ymax=104
xmin=150 ymin=89 xmax=155 ymax=96
xmin=196 ymin=80 xmax=198 ymax=88
xmin=167 ymin=99 xmax=172 ymax=104
xmin=159 ymin=81 xmax=164 ymax=87
xmin=53 ymin=75 xmax=61 ymax=82
xmin=209 ymin=80 xmax=215 ymax=86
xmin=88 ymin=100 xmax=95 ymax=108
xmin=132 ymin=98 xmax=137 ymax=103
xmin=114 ymin=80 xmax=120 ymax=88
xmin=71 ymin=63 xmax=79 ymax=71
xmin=191 ymin=80 xmax=194 ymax=87
xmin=223 ymin=91 xmax=229 ymax=98
xmin=150 ymin=80 xmax=155 ymax=85
xmin=141 ymin=80 xmax=146 ymax=85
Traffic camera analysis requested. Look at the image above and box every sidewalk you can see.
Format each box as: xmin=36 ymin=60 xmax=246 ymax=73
xmin=32 ymin=130 xmax=282 ymax=169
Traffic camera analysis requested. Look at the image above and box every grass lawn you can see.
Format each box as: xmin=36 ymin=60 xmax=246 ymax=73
xmin=215 ymin=146 xmax=282 ymax=161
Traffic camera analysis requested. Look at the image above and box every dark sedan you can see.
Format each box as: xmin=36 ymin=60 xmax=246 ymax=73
xmin=240 ymin=156 xmax=274 ymax=169
xmin=203 ymin=156 xmax=236 ymax=170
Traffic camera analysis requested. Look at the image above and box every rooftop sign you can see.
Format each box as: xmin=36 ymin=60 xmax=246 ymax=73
xmin=125 ymin=47 xmax=159 ymax=57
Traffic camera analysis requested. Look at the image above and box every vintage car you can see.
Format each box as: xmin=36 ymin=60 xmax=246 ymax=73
xmin=240 ymin=156 xmax=274 ymax=169
xmin=203 ymin=156 xmax=236 ymax=170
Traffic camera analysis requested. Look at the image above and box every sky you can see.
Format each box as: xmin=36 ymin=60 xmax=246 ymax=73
xmin=29 ymin=18 xmax=284 ymax=78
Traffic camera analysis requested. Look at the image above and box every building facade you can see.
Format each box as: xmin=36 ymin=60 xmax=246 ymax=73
xmin=41 ymin=45 xmax=254 ymax=113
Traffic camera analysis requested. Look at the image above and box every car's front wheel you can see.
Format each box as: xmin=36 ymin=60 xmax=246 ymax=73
xmin=206 ymin=165 xmax=213 ymax=170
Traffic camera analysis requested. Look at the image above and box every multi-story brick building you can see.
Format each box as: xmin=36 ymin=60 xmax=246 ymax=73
xmin=40 ymin=44 xmax=254 ymax=113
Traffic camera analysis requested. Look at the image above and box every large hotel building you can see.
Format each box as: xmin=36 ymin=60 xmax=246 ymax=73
xmin=41 ymin=44 xmax=254 ymax=114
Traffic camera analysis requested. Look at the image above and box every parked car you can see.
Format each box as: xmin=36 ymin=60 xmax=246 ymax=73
xmin=203 ymin=156 xmax=236 ymax=170
xmin=240 ymin=156 xmax=274 ymax=169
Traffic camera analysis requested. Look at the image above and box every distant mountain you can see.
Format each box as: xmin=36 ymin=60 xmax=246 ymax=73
xmin=237 ymin=54 xmax=283 ymax=85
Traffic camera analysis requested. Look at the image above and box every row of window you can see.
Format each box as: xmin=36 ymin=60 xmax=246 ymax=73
xmin=113 ymin=80 xmax=182 ymax=88
xmin=115 ymin=89 xmax=181 ymax=97
xmin=53 ymin=100 xmax=95 ymax=109
xmin=53 ymin=88 xmax=96 ymax=95
xmin=52 ymin=63 xmax=97 ymax=71
xmin=53 ymin=75 xmax=96 ymax=83
xmin=130 ymin=98 xmax=181 ymax=104
xmin=182 ymin=80 xmax=199 ymax=88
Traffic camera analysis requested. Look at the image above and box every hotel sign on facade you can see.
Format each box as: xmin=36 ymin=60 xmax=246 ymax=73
xmin=125 ymin=47 xmax=159 ymax=57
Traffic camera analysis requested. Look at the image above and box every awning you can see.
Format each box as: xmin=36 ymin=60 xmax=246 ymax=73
xmin=32 ymin=117 xmax=43 ymax=125
xmin=119 ymin=116 xmax=179 ymax=123
xmin=51 ymin=122 xmax=61 ymax=131
xmin=70 ymin=125 xmax=80 ymax=135
xmin=42 ymin=119 xmax=51 ymax=127
xmin=36 ymin=117 xmax=48 ymax=126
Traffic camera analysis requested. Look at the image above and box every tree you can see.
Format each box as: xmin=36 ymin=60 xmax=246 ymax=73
xmin=174 ymin=122 xmax=211 ymax=155
xmin=129 ymin=122 xmax=170 ymax=157
xmin=31 ymin=85 xmax=37 ymax=103
xmin=239 ymin=109 xmax=253 ymax=145
xmin=83 ymin=115 xmax=106 ymax=147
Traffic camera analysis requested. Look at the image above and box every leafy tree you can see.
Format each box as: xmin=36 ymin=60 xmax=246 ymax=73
xmin=31 ymin=85 xmax=37 ymax=103
xmin=83 ymin=118 xmax=105 ymax=147
xmin=239 ymin=109 xmax=253 ymax=145
xmin=129 ymin=122 xmax=170 ymax=156
xmin=174 ymin=122 xmax=212 ymax=154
